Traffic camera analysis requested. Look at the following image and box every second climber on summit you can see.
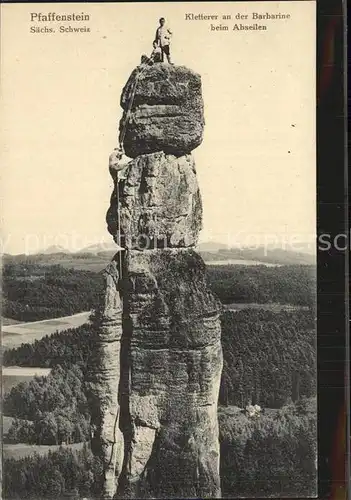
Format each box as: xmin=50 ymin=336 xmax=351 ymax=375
xmin=154 ymin=17 xmax=173 ymax=64
xmin=151 ymin=41 xmax=163 ymax=63
xmin=141 ymin=41 xmax=162 ymax=66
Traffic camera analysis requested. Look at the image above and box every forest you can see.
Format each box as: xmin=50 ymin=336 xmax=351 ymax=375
xmin=219 ymin=398 xmax=317 ymax=497
xmin=2 ymin=263 xmax=103 ymax=321
xmin=2 ymin=401 xmax=316 ymax=499
xmin=3 ymin=364 xmax=91 ymax=446
xmin=206 ymin=264 xmax=315 ymax=306
xmin=3 ymin=323 xmax=97 ymax=446
xmin=3 ymin=324 xmax=97 ymax=368
xmin=2 ymin=261 xmax=315 ymax=322
xmin=2 ymin=259 xmax=317 ymax=498
xmin=200 ymin=245 xmax=315 ymax=265
xmin=3 ymin=308 xmax=316 ymax=446
xmin=4 ymin=310 xmax=316 ymax=411
xmin=219 ymin=309 xmax=316 ymax=407
xmin=2 ymin=446 xmax=103 ymax=500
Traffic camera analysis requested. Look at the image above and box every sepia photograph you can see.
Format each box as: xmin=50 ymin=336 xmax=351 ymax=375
xmin=1 ymin=2 xmax=317 ymax=498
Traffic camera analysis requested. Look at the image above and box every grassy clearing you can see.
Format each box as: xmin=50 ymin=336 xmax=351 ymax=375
xmin=207 ymin=259 xmax=280 ymax=267
xmin=2 ymin=367 xmax=52 ymax=395
xmin=2 ymin=311 xmax=91 ymax=350
xmin=3 ymin=442 xmax=86 ymax=460
xmin=3 ymin=416 xmax=16 ymax=435
xmin=223 ymin=302 xmax=310 ymax=312
xmin=2 ymin=317 xmax=23 ymax=326
xmin=2 ymin=416 xmax=33 ymax=436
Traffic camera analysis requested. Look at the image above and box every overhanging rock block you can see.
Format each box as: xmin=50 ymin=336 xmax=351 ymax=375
xmin=120 ymin=64 xmax=205 ymax=157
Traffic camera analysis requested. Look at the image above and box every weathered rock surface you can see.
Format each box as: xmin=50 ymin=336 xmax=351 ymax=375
xmin=120 ymin=64 xmax=205 ymax=157
xmin=93 ymin=63 xmax=222 ymax=499
xmin=88 ymin=260 xmax=124 ymax=499
xmin=106 ymin=152 xmax=202 ymax=249
xmin=117 ymin=249 xmax=223 ymax=498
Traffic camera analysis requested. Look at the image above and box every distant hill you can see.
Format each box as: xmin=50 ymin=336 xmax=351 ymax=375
xmin=2 ymin=252 xmax=113 ymax=272
xmin=197 ymin=241 xmax=228 ymax=252
xmin=77 ymin=242 xmax=122 ymax=254
xmin=199 ymin=245 xmax=315 ymax=266
xmin=3 ymin=241 xmax=316 ymax=270
xmin=39 ymin=245 xmax=70 ymax=255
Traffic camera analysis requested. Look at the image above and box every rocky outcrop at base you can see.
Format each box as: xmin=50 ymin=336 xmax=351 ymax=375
xmin=118 ymin=249 xmax=222 ymax=499
xmin=88 ymin=260 xmax=124 ymax=498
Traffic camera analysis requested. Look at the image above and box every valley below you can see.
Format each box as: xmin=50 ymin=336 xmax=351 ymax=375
xmin=1 ymin=252 xmax=317 ymax=499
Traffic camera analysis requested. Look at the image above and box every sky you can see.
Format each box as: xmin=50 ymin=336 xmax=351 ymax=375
xmin=0 ymin=1 xmax=316 ymax=255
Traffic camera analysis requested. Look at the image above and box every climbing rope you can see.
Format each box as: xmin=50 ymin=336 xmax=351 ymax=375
xmin=118 ymin=54 xmax=157 ymax=147
xmin=107 ymin=51 xmax=158 ymax=494
xmin=118 ymin=74 xmax=140 ymax=147
xmin=114 ymin=50 xmax=159 ymax=273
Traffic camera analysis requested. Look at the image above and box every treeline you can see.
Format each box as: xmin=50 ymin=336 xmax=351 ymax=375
xmin=3 ymin=324 xmax=98 ymax=446
xmin=2 ymin=263 xmax=103 ymax=321
xmin=2 ymin=445 xmax=103 ymax=500
xmin=2 ymin=400 xmax=316 ymax=499
xmin=4 ymin=310 xmax=316 ymax=415
xmin=3 ymin=324 xmax=97 ymax=369
xmin=3 ymin=365 xmax=90 ymax=445
xmin=4 ymin=308 xmax=316 ymax=438
xmin=219 ymin=398 xmax=317 ymax=497
xmin=2 ymin=309 xmax=317 ymax=497
xmin=207 ymin=264 xmax=316 ymax=306
xmin=219 ymin=309 xmax=316 ymax=408
xmin=2 ymin=262 xmax=316 ymax=323
xmin=200 ymin=246 xmax=315 ymax=266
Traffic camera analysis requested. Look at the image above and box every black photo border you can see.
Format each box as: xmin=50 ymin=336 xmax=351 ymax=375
xmin=0 ymin=0 xmax=348 ymax=499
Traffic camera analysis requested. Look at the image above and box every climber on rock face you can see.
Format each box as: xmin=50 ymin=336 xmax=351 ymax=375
xmin=109 ymin=147 xmax=130 ymax=181
xmin=108 ymin=147 xmax=130 ymax=250
xmin=140 ymin=41 xmax=162 ymax=66
xmin=154 ymin=17 xmax=173 ymax=64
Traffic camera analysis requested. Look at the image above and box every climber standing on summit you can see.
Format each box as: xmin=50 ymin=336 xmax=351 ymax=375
xmin=154 ymin=17 xmax=173 ymax=64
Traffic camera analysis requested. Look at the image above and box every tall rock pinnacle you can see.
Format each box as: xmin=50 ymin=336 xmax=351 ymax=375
xmin=91 ymin=63 xmax=223 ymax=499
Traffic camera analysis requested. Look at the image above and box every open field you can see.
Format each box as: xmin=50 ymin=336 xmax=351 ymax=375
xmin=3 ymin=442 xmax=86 ymax=460
xmin=218 ymin=397 xmax=317 ymax=422
xmin=2 ymin=416 xmax=34 ymax=436
xmin=218 ymin=404 xmax=281 ymax=419
xmin=4 ymin=249 xmax=311 ymax=272
xmin=3 ymin=416 xmax=16 ymax=435
xmin=2 ymin=311 xmax=91 ymax=350
xmin=2 ymin=317 xmax=23 ymax=326
xmin=51 ymin=256 xmax=281 ymax=271
xmin=2 ymin=366 xmax=52 ymax=395
xmin=45 ymin=256 xmax=112 ymax=272
xmin=223 ymin=302 xmax=310 ymax=313
xmin=207 ymin=259 xmax=280 ymax=267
